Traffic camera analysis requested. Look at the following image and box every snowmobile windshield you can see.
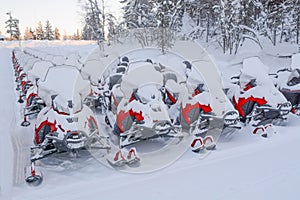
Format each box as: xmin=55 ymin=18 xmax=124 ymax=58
xmin=287 ymin=69 xmax=300 ymax=86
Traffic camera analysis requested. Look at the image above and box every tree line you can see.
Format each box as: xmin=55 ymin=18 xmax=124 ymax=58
xmin=80 ymin=0 xmax=300 ymax=54
xmin=4 ymin=13 xmax=83 ymax=41
xmin=5 ymin=1 xmax=300 ymax=54
xmin=23 ymin=21 xmax=60 ymax=40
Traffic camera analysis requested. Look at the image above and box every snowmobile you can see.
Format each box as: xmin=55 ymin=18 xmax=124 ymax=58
xmin=225 ymin=57 xmax=292 ymax=135
xmin=26 ymin=94 xmax=110 ymax=186
xmin=21 ymin=85 xmax=46 ymax=126
xmin=271 ymin=54 xmax=300 ymax=115
xmin=180 ymin=81 xmax=241 ymax=151
xmin=25 ymin=65 xmax=111 ymax=186
xmin=167 ymin=60 xmax=241 ymax=152
xmin=111 ymin=63 xmax=184 ymax=148
xmin=114 ymin=84 xmax=183 ymax=148
xmin=92 ymin=56 xmax=129 ymax=112
xmin=19 ymin=60 xmax=54 ymax=125
xmin=96 ymin=57 xmax=184 ymax=146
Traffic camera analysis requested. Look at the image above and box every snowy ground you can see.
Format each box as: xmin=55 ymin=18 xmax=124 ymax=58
xmin=1 ymin=40 xmax=300 ymax=200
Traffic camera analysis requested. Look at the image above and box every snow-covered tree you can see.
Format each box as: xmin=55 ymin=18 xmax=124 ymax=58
xmin=82 ymin=23 xmax=93 ymax=40
xmin=36 ymin=21 xmax=44 ymax=40
xmin=44 ymin=20 xmax=55 ymax=40
xmin=54 ymin=27 xmax=61 ymax=40
xmin=184 ymin=0 xmax=219 ymax=41
xmin=5 ymin=12 xmax=20 ymax=40
xmin=121 ymin=0 xmax=155 ymax=29
xmin=214 ymin=0 xmax=261 ymax=54
xmin=24 ymin=27 xmax=34 ymax=40
xmin=293 ymin=0 xmax=300 ymax=44
xmin=155 ymin=0 xmax=184 ymax=53
xmin=80 ymin=0 xmax=106 ymax=43
xmin=106 ymin=13 xmax=117 ymax=42
xmin=72 ymin=29 xmax=82 ymax=40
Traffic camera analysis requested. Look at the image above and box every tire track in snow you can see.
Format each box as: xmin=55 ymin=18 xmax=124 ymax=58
xmin=0 ymin=48 xmax=15 ymax=199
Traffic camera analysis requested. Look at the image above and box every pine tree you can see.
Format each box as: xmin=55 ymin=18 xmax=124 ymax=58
xmin=155 ymin=0 xmax=182 ymax=54
xmin=106 ymin=13 xmax=117 ymax=42
xmin=82 ymin=24 xmax=93 ymax=40
xmin=293 ymin=0 xmax=300 ymax=44
xmin=72 ymin=29 xmax=82 ymax=40
xmin=5 ymin=12 xmax=20 ymax=40
xmin=44 ymin=20 xmax=55 ymax=40
xmin=121 ymin=0 xmax=155 ymax=29
xmin=24 ymin=27 xmax=34 ymax=40
xmin=81 ymin=0 xmax=106 ymax=43
xmin=54 ymin=27 xmax=61 ymax=40
xmin=36 ymin=21 xmax=44 ymax=40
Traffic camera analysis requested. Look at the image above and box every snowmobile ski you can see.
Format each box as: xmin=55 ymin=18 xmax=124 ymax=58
xmin=191 ymin=135 xmax=216 ymax=153
xmin=107 ymin=148 xmax=141 ymax=168
xmin=25 ymin=162 xmax=43 ymax=187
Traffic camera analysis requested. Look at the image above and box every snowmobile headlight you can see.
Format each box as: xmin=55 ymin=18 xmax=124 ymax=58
xmin=65 ymin=131 xmax=86 ymax=149
xmin=223 ymin=111 xmax=239 ymax=126
xmin=279 ymin=102 xmax=292 ymax=115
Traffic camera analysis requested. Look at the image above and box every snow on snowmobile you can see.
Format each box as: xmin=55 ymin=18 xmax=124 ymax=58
xmin=25 ymin=66 xmax=110 ymax=186
xmin=22 ymin=61 xmax=53 ymax=118
xmin=90 ymin=58 xmax=128 ymax=113
xmin=272 ymin=53 xmax=300 ymax=115
xmin=12 ymin=49 xmax=41 ymax=103
xmin=177 ymin=61 xmax=240 ymax=152
xmin=12 ymin=50 xmax=32 ymax=102
xmin=110 ymin=63 xmax=184 ymax=148
xmin=18 ymin=60 xmax=55 ymax=126
xmin=225 ymin=57 xmax=292 ymax=136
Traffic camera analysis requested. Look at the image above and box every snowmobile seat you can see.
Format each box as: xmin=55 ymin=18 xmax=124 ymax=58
xmin=240 ymin=101 xmax=256 ymax=122
xmin=183 ymin=61 xmax=192 ymax=70
xmin=181 ymin=106 xmax=201 ymax=129
xmin=262 ymin=109 xmax=280 ymax=119
xmin=163 ymin=73 xmax=178 ymax=86
xmin=116 ymin=66 xmax=126 ymax=74
xmin=280 ymin=89 xmax=300 ymax=105
xmin=109 ymin=74 xmax=122 ymax=90
xmin=287 ymin=69 xmax=300 ymax=86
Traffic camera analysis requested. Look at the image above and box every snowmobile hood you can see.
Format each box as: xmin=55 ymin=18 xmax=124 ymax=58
xmin=36 ymin=104 xmax=96 ymax=136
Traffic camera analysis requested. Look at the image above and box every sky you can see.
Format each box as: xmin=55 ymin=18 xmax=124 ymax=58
xmin=0 ymin=0 xmax=122 ymax=37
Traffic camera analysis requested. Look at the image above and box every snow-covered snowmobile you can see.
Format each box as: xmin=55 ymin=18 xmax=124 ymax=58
xmin=272 ymin=54 xmax=300 ymax=115
xmin=25 ymin=66 xmax=110 ymax=186
xmin=19 ymin=60 xmax=54 ymax=126
xmin=20 ymin=84 xmax=46 ymax=126
xmin=111 ymin=63 xmax=184 ymax=148
xmin=167 ymin=60 xmax=240 ymax=152
xmin=115 ymin=84 xmax=183 ymax=148
xmin=26 ymin=94 xmax=110 ymax=186
xmin=91 ymin=56 xmax=129 ymax=112
xmin=225 ymin=57 xmax=292 ymax=135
